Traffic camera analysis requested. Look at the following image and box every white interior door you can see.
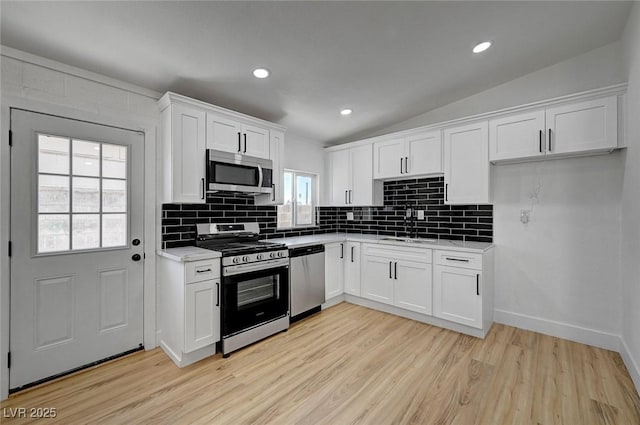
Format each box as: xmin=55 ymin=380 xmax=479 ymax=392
xmin=9 ymin=110 xmax=145 ymax=391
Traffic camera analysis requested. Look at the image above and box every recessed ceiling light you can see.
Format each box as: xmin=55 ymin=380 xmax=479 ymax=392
xmin=473 ymin=41 xmax=492 ymax=54
xmin=253 ymin=68 xmax=270 ymax=79
xmin=340 ymin=108 xmax=353 ymax=116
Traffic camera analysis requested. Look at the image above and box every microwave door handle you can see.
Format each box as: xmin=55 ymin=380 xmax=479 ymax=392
xmin=257 ymin=165 xmax=264 ymax=188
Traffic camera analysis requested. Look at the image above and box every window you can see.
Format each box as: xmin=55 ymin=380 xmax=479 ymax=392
xmin=277 ymin=170 xmax=317 ymax=229
xmin=37 ymin=134 xmax=128 ymax=253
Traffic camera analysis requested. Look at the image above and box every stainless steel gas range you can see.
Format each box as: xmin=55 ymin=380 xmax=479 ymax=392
xmin=195 ymin=223 xmax=289 ymax=357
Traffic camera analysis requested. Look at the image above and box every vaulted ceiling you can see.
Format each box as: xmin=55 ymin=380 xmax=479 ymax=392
xmin=0 ymin=1 xmax=632 ymax=144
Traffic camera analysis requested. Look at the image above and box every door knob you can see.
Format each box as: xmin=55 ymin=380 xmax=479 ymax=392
xmin=132 ymin=238 xmax=141 ymax=246
xmin=132 ymin=254 xmax=141 ymax=262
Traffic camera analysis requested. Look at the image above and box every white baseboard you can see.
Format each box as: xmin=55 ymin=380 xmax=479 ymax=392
xmin=322 ymin=294 xmax=345 ymax=309
xmin=620 ymin=338 xmax=640 ymax=394
xmin=494 ymin=309 xmax=620 ymax=351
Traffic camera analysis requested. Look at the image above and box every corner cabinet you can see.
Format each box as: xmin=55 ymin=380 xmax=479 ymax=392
xmin=325 ymin=242 xmax=345 ymax=299
xmin=327 ymin=144 xmax=383 ymax=206
xmin=443 ymin=121 xmax=490 ymax=205
xmin=159 ymin=92 xmax=286 ymax=204
xmin=489 ymin=95 xmax=620 ymax=163
xmin=158 ymin=256 xmax=221 ymax=367
xmin=373 ymin=129 xmax=442 ymax=179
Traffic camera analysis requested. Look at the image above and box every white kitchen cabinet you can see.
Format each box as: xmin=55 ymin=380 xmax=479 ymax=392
xmin=546 ymin=96 xmax=617 ymax=155
xmin=325 ymin=242 xmax=345 ymax=299
xmin=373 ymin=130 xmax=442 ymax=179
xmin=206 ymin=112 xmax=270 ymax=159
xmin=443 ymin=121 xmax=490 ymax=205
xmin=344 ymin=242 xmax=361 ymax=296
xmin=158 ymin=256 xmax=221 ymax=367
xmin=161 ymin=101 xmax=207 ymax=204
xmin=433 ymin=249 xmax=492 ymax=330
xmin=327 ymin=145 xmax=382 ymax=206
xmin=490 ymin=96 xmax=619 ymax=163
xmin=489 ymin=110 xmax=546 ymax=162
xmin=255 ymin=130 xmax=285 ymax=206
xmin=361 ymin=244 xmax=432 ymax=314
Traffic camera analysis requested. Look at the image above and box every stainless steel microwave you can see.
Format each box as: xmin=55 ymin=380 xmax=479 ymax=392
xmin=206 ymin=149 xmax=273 ymax=195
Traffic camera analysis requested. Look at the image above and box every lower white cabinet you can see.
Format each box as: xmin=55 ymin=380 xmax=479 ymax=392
xmin=158 ymin=256 xmax=221 ymax=367
xmin=361 ymin=244 xmax=432 ymax=315
xmin=344 ymin=242 xmax=361 ymax=296
xmin=325 ymin=242 xmax=345 ymax=299
xmin=433 ymin=250 xmax=493 ymax=330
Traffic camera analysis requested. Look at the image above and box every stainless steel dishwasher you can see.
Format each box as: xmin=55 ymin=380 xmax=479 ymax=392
xmin=289 ymin=245 xmax=325 ymax=321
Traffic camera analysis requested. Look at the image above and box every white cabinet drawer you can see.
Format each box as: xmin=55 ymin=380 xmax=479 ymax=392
xmin=185 ymin=259 xmax=220 ymax=284
xmin=435 ymin=250 xmax=482 ymax=270
xmin=364 ymin=244 xmax=432 ymax=264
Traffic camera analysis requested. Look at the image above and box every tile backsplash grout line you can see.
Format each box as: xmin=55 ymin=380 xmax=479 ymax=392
xmin=161 ymin=176 xmax=493 ymax=249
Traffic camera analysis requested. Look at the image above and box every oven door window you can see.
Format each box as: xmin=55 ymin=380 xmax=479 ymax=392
xmin=213 ymin=162 xmax=259 ymax=186
xmin=222 ymin=266 xmax=289 ymax=337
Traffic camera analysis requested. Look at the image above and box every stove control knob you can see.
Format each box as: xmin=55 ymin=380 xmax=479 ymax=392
xmin=242 ymin=256 xmax=249 ymax=262
xmin=233 ymin=257 xmax=240 ymax=264
xmin=277 ymin=251 xmax=284 ymax=258
xmin=257 ymin=254 xmax=263 ymax=260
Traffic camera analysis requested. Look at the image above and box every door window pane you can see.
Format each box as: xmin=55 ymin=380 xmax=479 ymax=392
xmin=38 ymin=135 xmax=69 ymax=175
xmin=102 ymin=214 xmax=126 ymax=247
xmin=102 ymin=144 xmax=127 ymax=178
xmin=39 ymin=175 xmax=69 ymax=213
xmin=72 ymin=177 xmax=100 ymax=212
xmin=72 ymin=214 xmax=100 ymax=250
xmin=38 ymin=215 xmax=70 ymax=253
xmin=102 ymin=179 xmax=127 ymax=212
xmin=72 ymin=140 xmax=100 ymax=177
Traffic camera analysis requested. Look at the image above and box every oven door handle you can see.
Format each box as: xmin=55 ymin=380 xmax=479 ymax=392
xmin=257 ymin=165 xmax=264 ymax=189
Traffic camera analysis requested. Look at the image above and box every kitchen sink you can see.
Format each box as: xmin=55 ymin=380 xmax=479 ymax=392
xmin=380 ymin=237 xmax=438 ymax=244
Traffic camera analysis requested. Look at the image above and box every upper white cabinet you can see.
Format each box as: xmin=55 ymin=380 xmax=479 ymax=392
xmin=162 ymin=101 xmax=207 ymax=204
xmin=159 ymin=92 xmax=285 ymax=204
xmin=373 ymin=130 xmax=442 ymax=179
xmin=327 ymin=145 xmax=383 ymax=206
xmin=490 ymin=96 xmax=619 ymax=162
xmin=206 ymin=113 xmax=270 ymax=159
xmin=443 ymin=121 xmax=490 ymax=205
xmin=255 ymin=130 xmax=285 ymax=205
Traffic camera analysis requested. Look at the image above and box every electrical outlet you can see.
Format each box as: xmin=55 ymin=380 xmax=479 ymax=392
xmin=346 ymin=212 xmax=354 ymax=221
xmin=417 ymin=210 xmax=425 ymax=220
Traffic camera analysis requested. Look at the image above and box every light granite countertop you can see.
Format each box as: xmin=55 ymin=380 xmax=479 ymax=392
xmin=157 ymin=246 xmax=221 ymax=262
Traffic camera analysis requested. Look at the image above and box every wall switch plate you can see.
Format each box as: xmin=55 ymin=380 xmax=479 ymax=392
xmin=346 ymin=212 xmax=354 ymax=221
xmin=417 ymin=210 xmax=425 ymax=220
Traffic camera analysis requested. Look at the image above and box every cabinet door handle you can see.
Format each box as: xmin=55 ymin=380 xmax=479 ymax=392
xmin=349 ymin=190 xmax=352 ymax=204
xmin=394 ymin=262 xmax=398 ymax=280
xmin=351 ymin=246 xmax=355 ymax=262
xmin=243 ymin=133 xmax=247 ymax=153
xmin=201 ymin=178 xmax=205 ymax=200
xmin=539 ymin=130 xmax=543 ymax=153
xmin=445 ymin=184 xmax=448 ymax=202
xmin=405 ymin=157 xmax=409 ymax=174
xmin=216 ymin=281 xmax=220 ymax=307
xmin=476 ymin=274 xmax=480 ymax=296
xmin=345 ymin=190 xmax=348 ymax=204
xmin=340 ymin=243 xmax=344 ymax=259
xmin=272 ymin=184 xmax=276 ymax=201
xmin=196 ymin=268 xmax=212 ymax=273
xmin=237 ymin=132 xmax=242 ymax=152
xmin=445 ymin=257 xmax=469 ymax=262
xmin=400 ymin=157 xmax=404 ymax=174
xmin=548 ymin=128 xmax=552 ymax=152
xmin=389 ymin=261 xmax=392 ymax=279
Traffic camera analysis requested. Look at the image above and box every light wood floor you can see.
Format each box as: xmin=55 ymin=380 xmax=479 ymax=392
xmin=2 ymin=303 xmax=639 ymax=425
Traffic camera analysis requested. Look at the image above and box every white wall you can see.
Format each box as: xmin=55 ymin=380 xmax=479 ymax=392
xmin=620 ymin=3 xmax=640 ymax=391
xmin=365 ymin=41 xmax=625 ymax=137
xmin=363 ymin=41 xmax=628 ymax=350
xmin=283 ymin=131 xmax=326 ymax=204
xmin=0 ymin=47 xmax=161 ymax=400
